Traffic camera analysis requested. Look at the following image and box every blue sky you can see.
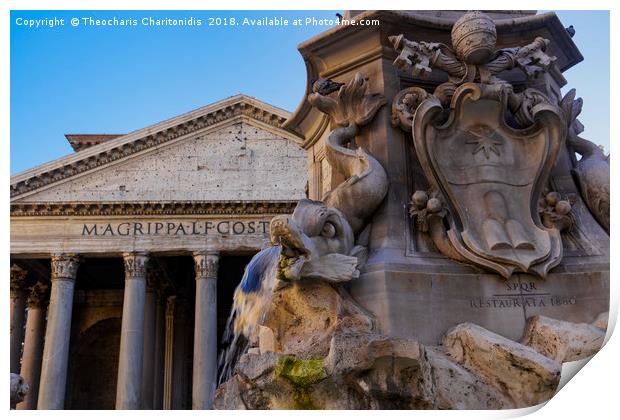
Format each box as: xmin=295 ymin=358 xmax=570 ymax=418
xmin=10 ymin=10 xmax=610 ymax=174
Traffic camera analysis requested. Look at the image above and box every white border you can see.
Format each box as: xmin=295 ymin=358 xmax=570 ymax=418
xmin=3 ymin=1 xmax=617 ymax=419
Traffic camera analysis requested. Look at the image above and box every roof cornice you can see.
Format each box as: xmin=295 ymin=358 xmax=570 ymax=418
xmin=10 ymin=200 xmax=298 ymax=217
xmin=11 ymin=95 xmax=297 ymax=199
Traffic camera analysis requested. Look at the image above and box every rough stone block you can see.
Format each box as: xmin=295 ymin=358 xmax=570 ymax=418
xmin=213 ymin=376 xmax=247 ymax=410
xmin=591 ymin=311 xmax=609 ymax=330
xmin=520 ymin=315 xmax=605 ymax=362
xmin=258 ymin=325 xmax=276 ymax=354
xmin=235 ymin=351 xmax=279 ymax=382
xmin=443 ymin=323 xmax=561 ymax=407
xmin=424 ymin=347 xmax=510 ymax=409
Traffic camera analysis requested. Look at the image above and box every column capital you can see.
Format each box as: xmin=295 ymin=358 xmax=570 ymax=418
xmin=123 ymin=252 xmax=149 ymax=278
xmin=27 ymin=281 xmax=50 ymax=308
xmin=146 ymin=267 xmax=163 ymax=291
xmin=51 ymin=254 xmax=80 ymax=281
xmin=10 ymin=264 xmax=28 ymax=296
xmin=193 ymin=252 xmax=219 ymax=278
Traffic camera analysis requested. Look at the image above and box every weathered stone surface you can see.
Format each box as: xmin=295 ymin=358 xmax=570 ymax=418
xmin=443 ymin=323 xmax=561 ymax=407
xmin=236 ymin=351 xmax=279 ymax=382
xmin=520 ymin=315 xmax=605 ymax=362
xmin=217 ymin=337 xmax=436 ymax=410
xmin=324 ymin=324 xmax=378 ymax=376
xmin=591 ymin=312 xmax=608 ymax=330
xmin=356 ymin=340 xmax=434 ymax=409
xmin=261 ymin=281 xmax=350 ymax=359
xmin=258 ymin=326 xmax=276 ymax=354
xmin=425 ymin=347 xmax=510 ymax=409
xmin=213 ymin=376 xmax=247 ymax=410
xmin=217 ymin=352 xmax=299 ymax=409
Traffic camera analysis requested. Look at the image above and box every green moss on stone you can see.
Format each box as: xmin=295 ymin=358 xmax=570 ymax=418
xmin=275 ymin=355 xmax=326 ymax=409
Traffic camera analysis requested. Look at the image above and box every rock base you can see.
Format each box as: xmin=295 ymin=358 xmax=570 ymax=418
xmin=215 ymin=314 xmax=607 ymax=410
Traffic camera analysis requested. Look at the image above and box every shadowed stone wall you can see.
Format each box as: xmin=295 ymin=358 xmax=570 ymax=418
xmin=67 ymin=318 xmax=121 ymax=409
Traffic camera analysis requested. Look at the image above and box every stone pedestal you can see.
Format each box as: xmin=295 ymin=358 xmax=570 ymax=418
xmin=192 ymin=252 xmax=219 ymax=409
xmin=38 ymin=254 xmax=80 ymax=409
xmin=17 ymin=282 xmax=49 ymax=410
xmin=352 ymin=257 xmax=609 ymax=344
xmin=116 ymin=252 xmax=149 ymax=410
xmin=10 ymin=265 xmax=28 ymax=374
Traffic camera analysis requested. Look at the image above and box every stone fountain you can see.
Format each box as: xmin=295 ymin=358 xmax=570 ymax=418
xmin=214 ymin=11 xmax=609 ymax=409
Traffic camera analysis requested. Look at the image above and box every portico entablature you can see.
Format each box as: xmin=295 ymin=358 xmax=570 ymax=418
xmin=10 ymin=201 xmax=294 ymax=257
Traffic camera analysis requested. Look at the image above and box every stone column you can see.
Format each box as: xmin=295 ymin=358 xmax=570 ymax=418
xmin=38 ymin=254 xmax=80 ymax=410
xmin=10 ymin=264 xmax=28 ymax=374
xmin=17 ymin=282 xmax=49 ymax=410
xmin=116 ymin=252 xmax=149 ymax=410
xmin=152 ymin=288 xmax=166 ymax=409
xmin=192 ymin=251 xmax=219 ymax=409
xmin=141 ymin=269 xmax=158 ymax=409
xmin=163 ymin=296 xmax=176 ymax=410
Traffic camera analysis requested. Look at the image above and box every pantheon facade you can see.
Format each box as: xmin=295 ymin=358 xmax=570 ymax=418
xmin=10 ymin=95 xmax=309 ymax=409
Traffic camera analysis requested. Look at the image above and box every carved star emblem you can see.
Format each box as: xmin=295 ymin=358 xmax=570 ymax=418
xmin=466 ymin=130 xmax=502 ymax=159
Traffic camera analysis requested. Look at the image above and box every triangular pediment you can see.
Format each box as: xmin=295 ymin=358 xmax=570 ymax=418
xmin=11 ymin=95 xmax=306 ymax=205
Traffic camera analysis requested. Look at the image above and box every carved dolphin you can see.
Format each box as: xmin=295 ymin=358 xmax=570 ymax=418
xmin=561 ymin=89 xmax=610 ymax=233
xmin=308 ymin=72 xmax=389 ymax=234
xmin=322 ymin=124 xmax=389 ymax=234
xmin=217 ymin=200 xmax=365 ymax=384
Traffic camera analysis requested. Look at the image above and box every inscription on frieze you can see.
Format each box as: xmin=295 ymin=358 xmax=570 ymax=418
xmin=81 ymin=219 xmax=270 ymax=237
xmin=469 ymin=280 xmax=577 ymax=310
